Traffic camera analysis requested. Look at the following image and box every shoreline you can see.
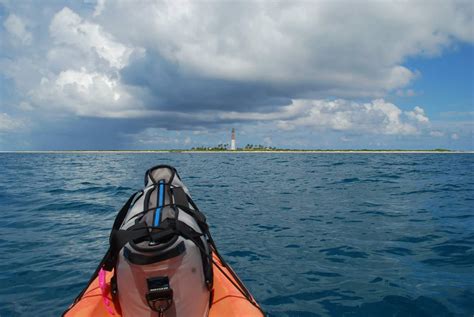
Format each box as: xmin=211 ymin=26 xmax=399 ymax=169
xmin=1 ymin=150 xmax=472 ymax=154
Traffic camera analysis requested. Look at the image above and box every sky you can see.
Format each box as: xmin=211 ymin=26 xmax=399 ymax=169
xmin=0 ymin=0 xmax=473 ymax=150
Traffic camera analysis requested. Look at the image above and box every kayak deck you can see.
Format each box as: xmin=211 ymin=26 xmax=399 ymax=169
xmin=65 ymin=253 xmax=263 ymax=317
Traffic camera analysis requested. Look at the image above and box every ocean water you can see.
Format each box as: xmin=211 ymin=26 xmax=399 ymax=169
xmin=0 ymin=153 xmax=473 ymax=317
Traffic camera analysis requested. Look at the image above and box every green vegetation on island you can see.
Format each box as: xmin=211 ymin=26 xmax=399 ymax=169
xmin=183 ymin=146 xmax=453 ymax=152
xmin=190 ymin=144 xmax=278 ymax=151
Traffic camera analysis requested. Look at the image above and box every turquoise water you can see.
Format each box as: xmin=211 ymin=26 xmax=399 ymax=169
xmin=0 ymin=153 xmax=473 ymax=317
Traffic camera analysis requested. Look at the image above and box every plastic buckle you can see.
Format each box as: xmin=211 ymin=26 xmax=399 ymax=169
xmin=146 ymin=277 xmax=173 ymax=313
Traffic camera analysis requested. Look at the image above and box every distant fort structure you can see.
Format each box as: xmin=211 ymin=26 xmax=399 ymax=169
xmin=231 ymin=128 xmax=236 ymax=150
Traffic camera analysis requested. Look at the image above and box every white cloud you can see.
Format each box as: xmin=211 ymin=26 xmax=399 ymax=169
xmin=4 ymin=2 xmax=473 ymax=121
xmin=406 ymin=106 xmax=429 ymax=123
xmin=0 ymin=1 xmax=472 ymax=150
xmin=212 ymin=99 xmax=429 ymax=136
xmin=29 ymin=67 xmax=145 ymax=118
xmin=97 ymin=0 xmax=473 ymax=96
xmin=451 ymin=133 xmax=459 ymax=140
xmin=93 ymin=0 xmax=107 ymax=17
xmin=0 ymin=113 xmax=23 ymax=132
xmin=13 ymin=7 xmax=148 ymax=119
xmin=3 ymin=14 xmax=32 ymax=45
xmin=430 ymin=131 xmax=444 ymax=137
xmin=271 ymin=99 xmax=430 ymax=135
xmin=121 ymin=98 xmax=430 ymax=136
xmin=50 ymin=7 xmax=134 ymax=69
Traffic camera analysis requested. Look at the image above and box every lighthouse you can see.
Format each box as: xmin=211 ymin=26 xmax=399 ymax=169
xmin=231 ymin=128 xmax=236 ymax=150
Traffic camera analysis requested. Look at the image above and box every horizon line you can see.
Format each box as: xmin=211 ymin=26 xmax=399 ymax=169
xmin=1 ymin=149 xmax=473 ymax=154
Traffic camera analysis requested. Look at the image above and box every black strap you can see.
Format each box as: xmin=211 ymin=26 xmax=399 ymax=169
xmin=170 ymin=186 xmax=208 ymax=235
xmin=143 ymin=184 xmax=155 ymax=216
xmin=186 ymin=194 xmax=201 ymax=215
xmin=108 ymin=220 xmax=182 ymax=267
xmin=172 ymin=187 xmax=189 ymax=208
xmin=140 ymin=229 xmax=176 ymax=245
xmin=111 ymin=191 xmax=141 ymax=232
xmin=174 ymin=203 xmax=207 ymax=230
xmin=124 ymin=241 xmax=186 ymax=265
xmin=108 ymin=223 xmax=149 ymax=260
xmin=130 ymin=229 xmax=179 ymax=253
xmin=103 ymin=191 xmax=141 ymax=270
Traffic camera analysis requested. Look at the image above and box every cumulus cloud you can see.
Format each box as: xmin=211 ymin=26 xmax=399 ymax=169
xmin=29 ymin=67 xmax=146 ymax=118
xmin=116 ymin=98 xmax=430 ymax=137
xmin=6 ymin=2 xmax=474 ymax=117
xmin=97 ymin=0 xmax=473 ymax=100
xmin=253 ymin=99 xmax=430 ymax=135
xmin=406 ymin=106 xmax=430 ymax=124
xmin=0 ymin=113 xmax=23 ymax=132
xmin=49 ymin=7 xmax=134 ymax=69
xmin=5 ymin=7 xmax=150 ymax=119
xmin=93 ymin=0 xmax=107 ymax=17
xmin=3 ymin=14 xmax=32 ymax=45
xmin=0 ymin=1 xmax=473 ymax=149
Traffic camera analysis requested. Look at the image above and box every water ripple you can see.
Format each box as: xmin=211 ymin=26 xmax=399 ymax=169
xmin=0 ymin=153 xmax=473 ymax=317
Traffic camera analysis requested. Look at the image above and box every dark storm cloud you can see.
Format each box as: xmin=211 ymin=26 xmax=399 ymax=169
xmin=121 ymin=51 xmax=293 ymax=113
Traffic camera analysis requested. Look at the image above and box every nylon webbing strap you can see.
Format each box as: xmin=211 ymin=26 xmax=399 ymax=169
xmin=103 ymin=192 xmax=141 ymax=271
xmin=172 ymin=186 xmax=207 ymax=232
xmin=175 ymin=203 xmax=208 ymax=231
xmin=124 ymin=241 xmax=186 ymax=265
xmin=111 ymin=191 xmax=140 ymax=232
xmin=108 ymin=223 xmax=149 ymax=259
xmin=172 ymin=187 xmax=189 ymax=208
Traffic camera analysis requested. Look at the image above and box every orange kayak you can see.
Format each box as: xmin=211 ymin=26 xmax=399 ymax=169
xmin=64 ymin=252 xmax=264 ymax=317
